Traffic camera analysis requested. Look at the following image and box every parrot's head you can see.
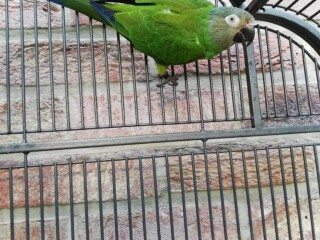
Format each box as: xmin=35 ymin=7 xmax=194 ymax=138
xmin=210 ymin=7 xmax=255 ymax=49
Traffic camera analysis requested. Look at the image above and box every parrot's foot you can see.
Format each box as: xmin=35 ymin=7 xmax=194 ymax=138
xmin=156 ymin=74 xmax=179 ymax=87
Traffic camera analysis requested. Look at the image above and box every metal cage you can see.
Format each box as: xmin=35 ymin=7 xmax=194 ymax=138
xmin=0 ymin=0 xmax=319 ymax=239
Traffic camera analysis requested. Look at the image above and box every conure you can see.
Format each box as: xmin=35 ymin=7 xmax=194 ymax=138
xmin=48 ymin=0 xmax=255 ymax=86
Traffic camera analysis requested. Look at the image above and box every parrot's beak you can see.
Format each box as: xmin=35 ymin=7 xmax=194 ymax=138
xmin=233 ymin=26 xmax=255 ymax=46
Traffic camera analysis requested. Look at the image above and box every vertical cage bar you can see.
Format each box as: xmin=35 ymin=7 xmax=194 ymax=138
xmin=39 ymin=165 xmax=45 ymax=240
xmin=61 ymin=7 xmax=70 ymax=130
xmin=253 ymin=149 xmax=267 ymax=240
xmin=289 ymin=37 xmax=301 ymax=115
xmin=278 ymin=147 xmax=292 ymax=239
xmin=116 ymin=33 xmax=126 ymax=126
xmin=97 ymin=159 xmax=105 ymax=240
xmin=20 ymin=0 xmax=27 ymax=141
xmin=139 ymin=157 xmax=147 ymax=239
xmin=112 ymin=159 xmax=119 ymax=239
xmin=290 ymin=146 xmax=304 ymax=240
xmin=178 ymin=154 xmax=189 ymax=240
xmin=152 ymin=156 xmax=161 ymax=240
xmin=165 ymin=155 xmax=175 ymax=239
xmin=242 ymin=150 xmax=254 ymax=240
xmin=33 ymin=0 xmax=41 ymax=131
xmin=208 ymin=60 xmax=217 ymax=121
xmin=302 ymin=146 xmax=316 ymax=239
xmin=129 ymin=45 xmax=140 ymax=126
xmin=301 ymin=47 xmax=312 ymax=115
xmin=314 ymin=145 xmax=320 ymax=198
xmin=54 ymin=163 xmax=60 ymax=240
xmin=216 ymin=150 xmax=227 ymax=239
xmin=47 ymin=2 xmax=56 ymax=131
xmin=89 ymin=18 xmax=99 ymax=128
xmin=83 ymin=161 xmax=90 ymax=239
xmin=125 ymin=158 xmax=133 ymax=240
xmin=9 ymin=167 xmax=14 ymax=240
xmin=243 ymin=40 xmax=262 ymax=128
xmin=191 ymin=153 xmax=202 ymax=240
xmin=68 ymin=162 xmax=75 ymax=240
xmin=203 ymin=142 xmax=215 ymax=239
xmin=266 ymin=147 xmax=279 ymax=240
xmin=102 ymin=24 xmax=113 ymax=127
xmin=145 ymin=55 xmax=153 ymax=125
xmin=5 ymin=0 xmax=11 ymax=133
xmin=24 ymin=154 xmax=30 ymax=240
xmin=229 ymin=151 xmax=242 ymax=240
xmin=219 ymin=54 xmax=229 ymax=120
xmin=276 ymin=31 xmax=289 ymax=116
xmin=183 ymin=65 xmax=192 ymax=123
xmin=196 ymin=61 xmax=205 ymax=129
xmin=75 ymin=12 xmax=85 ymax=129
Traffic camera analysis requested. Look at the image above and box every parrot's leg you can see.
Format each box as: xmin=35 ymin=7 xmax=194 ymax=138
xmin=156 ymin=72 xmax=179 ymax=87
xmin=156 ymin=63 xmax=178 ymax=87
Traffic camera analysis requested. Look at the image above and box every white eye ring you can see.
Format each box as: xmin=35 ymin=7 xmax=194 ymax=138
xmin=225 ymin=14 xmax=240 ymax=27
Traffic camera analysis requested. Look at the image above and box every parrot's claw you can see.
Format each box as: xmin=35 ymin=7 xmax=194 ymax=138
xmin=157 ymin=75 xmax=179 ymax=87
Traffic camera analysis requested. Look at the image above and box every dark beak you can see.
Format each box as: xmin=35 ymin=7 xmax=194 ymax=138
xmin=233 ymin=26 xmax=255 ymax=46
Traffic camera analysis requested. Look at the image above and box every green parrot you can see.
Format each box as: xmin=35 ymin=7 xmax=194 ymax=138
xmin=49 ymin=0 xmax=255 ymax=86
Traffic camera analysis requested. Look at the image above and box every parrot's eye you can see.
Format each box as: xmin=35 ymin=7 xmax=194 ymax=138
xmin=225 ymin=14 xmax=240 ymax=27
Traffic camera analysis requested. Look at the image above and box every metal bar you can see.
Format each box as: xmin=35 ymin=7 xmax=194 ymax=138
xmin=208 ymin=60 xmax=217 ymax=121
xmin=75 ymin=12 xmax=85 ymax=129
xmin=278 ymin=147 xmax=292 ymax=239
xmin=9 ymin=167 xmax=14 ymax=240
xmin=61 ymin=7 xmax=71 ymax=130
xmin=178 ymin=154 xmax=189 ymax=240
xmin=216 ymin=150 xmax=227 ymax=240
xmin=54 ymin=163 xmax=60 ymax=240
xmin=183 ymin=65 xmax=192 ymax=123
xmin=314 ymin=145 xmax=320 ymax=198
xmin=191 ymin=153 xmax=202 ymax=240
xmin=253 ymin=149 xmax=267 ymax=240
xmin=97 ymin=159 xmax=105 ymax=240
xmin=301 ymin=46 xmax=312 ymax=115
xmin=219 ymin=55 xmax=229 ymax=121
xmin=145 ymin=55 xmax=153 ymax=125
xmin=68 ymin=162 xmax=75 ymax=240
xmin=111 ymin=159 xmax=119 ymax=239
xmin=290 ymin=147 xmax=304 ymax=240
xmin=202 ymin=141 xmax=215 ymax=239
xmin=5 ymin=0 xmax=11 ymax=133
xmin=152 ymin=156 xmax=161 ymax=240
xmin=116 ymin=33 xmax=126 ymax=126
xmin=288 ymin=37 xmax=301 ymax=115
xmin=246 ymin=0 xmax=270 ymax=13
xmin=130 ymin=45 xmax=140 ymax=126
xmin=24 ymin=154 xmax=30 ymax=240
xmin=276 ymin=31 xmax=289 ymax=117
xmin=20 ymin=0 xmax=27 ymax=142
xmin=89 ymin=18 xmax=99 ymax=128
xmin=39 ymin=165 xmax=45 ymax=240
xmin=83 ymin=161 xmax=90 ymax=239
xmin=301 ymin=146 xmax=316 ymax=240
xmin=139 ymin=157 xmax=147 ymax=240
xmin=229 ymin=0 xmax=245 ymax=7
xmin=33 ymin=0 xmax=41 ymax=132
xmin=195 ymin=61 xmax=205 ymax=129
xmin=265 ymin=28 xmax=277 ymax=117
xmin=241 ymin=150 xmax=254 ymax=240
xmin=243 ymin=40 xmax=263 ymax=128
xmin=255 ymin=8 xmax=320 ymax=55
xmin=266 ymin=148 xmax=279 ymax=240
xmin=125 ymin=158 xmax=133 ymax=240
xmin=229 ymin=151 xmax=241 ymax=240
xmin=102 ymin=24 xmax=112 ymax=127
xmin=257 ymin=26 xmax=269 ymax=118
xmin=47 ymin=2 xmax=56 ymax=131
xmin=165 ymin=155 xmax=175 ymax=239
xmin=2 ymin=125 xmax=320 ymax=154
